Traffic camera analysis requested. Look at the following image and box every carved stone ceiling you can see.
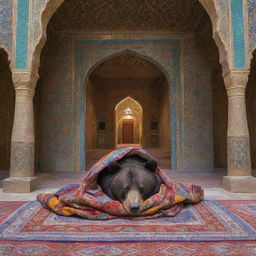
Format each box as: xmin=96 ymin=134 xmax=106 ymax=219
xmin=51 ymin=0 xmax=207 ymax=32
xmin=90 ymin=54 xmax=165 ymax=79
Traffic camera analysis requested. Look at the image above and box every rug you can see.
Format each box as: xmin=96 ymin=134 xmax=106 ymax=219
xmin=1 ymin=241 xmax=256 ymax=256
xmin=0 ymin=200 xmax=255 ymax=243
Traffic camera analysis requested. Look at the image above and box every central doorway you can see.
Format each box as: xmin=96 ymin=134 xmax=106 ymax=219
xmin=85 ymin=53 xmax=171 ymax=169
xmin=115 ymin=96 xmax=143 ymax=147
xmin=122 ymin=119 xmax=134 ymax=144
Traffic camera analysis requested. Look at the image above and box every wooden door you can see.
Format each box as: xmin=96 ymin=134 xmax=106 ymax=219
xmin=122 ymin=120 xmax=134 ymax=143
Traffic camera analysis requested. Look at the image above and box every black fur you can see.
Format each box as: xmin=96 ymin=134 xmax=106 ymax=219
xmin=97 ymin=155 xmax=162 ymax=202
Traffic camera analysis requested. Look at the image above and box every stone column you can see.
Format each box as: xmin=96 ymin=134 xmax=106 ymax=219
xmin=223 ymin=70 xmax=256 ymax=192
xmin=3 ymin=72 xmax=38 ymax=193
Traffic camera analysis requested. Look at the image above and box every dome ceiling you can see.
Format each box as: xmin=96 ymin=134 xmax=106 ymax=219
xmin=90 ymin=54 xmax=165 ymax=79
xmin=51 ymin=0 xmax=207 ymax=32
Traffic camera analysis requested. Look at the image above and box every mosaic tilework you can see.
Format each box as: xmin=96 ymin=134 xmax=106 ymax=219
xmin=37 ymin=35 xmax=75 ymax=172
xmin=15 ymin=0 xmax=29 ymax=70
xmin=0 ymin=0 xmax=13 ymax=53
xmin=28 ymin=0 xmax=48 ymax=69
xmin=50 ymin=0 xmax=206 ymax=32
xmin=231 ymin=0 xmax=246 ymax=68
xmin=227 ymin=136 xmax=251 ymax=172
xmin=182 ymin=39 xmax=214 ymax=169
xmin=215 ymin=0 xmax=231 ymax=52
xmin=26 ymin=0 xmax=234 ymax=73
xmin=247 ymin=0 xmax=256 ymax=53
xmin=37 ymin=33 xmax=216 ymax=172
xmin=14 ymin=0 xmax=254 ymax=72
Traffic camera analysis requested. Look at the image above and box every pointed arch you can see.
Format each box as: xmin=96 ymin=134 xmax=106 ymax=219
xmin=83 ymin=49 xmax=170 ymax=87
xmin=115 ymin=96 xmax=143 ymax=112
xmin=115 ymin=97 xmax=143 ymax=146
xmin=30 ymin=0 xmax=230 ymax=78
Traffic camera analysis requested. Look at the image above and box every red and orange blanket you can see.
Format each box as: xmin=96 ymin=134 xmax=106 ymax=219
xmin=37 ymin=147 xmax=204 ymax=220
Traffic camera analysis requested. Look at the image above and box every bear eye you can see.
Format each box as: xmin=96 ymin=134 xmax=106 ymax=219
xmin=124 ymin=186 xmax=129 ymax=193
xmin=121 ymin=186 xmax=129 ymax=200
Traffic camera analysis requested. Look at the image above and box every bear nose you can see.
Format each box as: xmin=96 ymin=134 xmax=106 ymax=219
xmin=130 ymin=202 xmax=140 ymax=212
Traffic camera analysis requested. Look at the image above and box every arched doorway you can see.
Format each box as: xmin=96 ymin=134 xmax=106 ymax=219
xmin=34 ymin=0 xmax=227 ymax=174
xmin=0 ymin=48 xmax=14 ymax=172
xmin=115 ymin=97 xmax=142 ymax=147
xmin=84 ymin=53 xmax=171 ymax=169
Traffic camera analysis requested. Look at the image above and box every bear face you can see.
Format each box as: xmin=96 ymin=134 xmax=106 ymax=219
xmin=97 ymin=155 xmax=162 ymax=215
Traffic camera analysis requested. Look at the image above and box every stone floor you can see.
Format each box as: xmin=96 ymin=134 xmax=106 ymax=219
xmin=0 ymin=168 xmax=255 ymax=201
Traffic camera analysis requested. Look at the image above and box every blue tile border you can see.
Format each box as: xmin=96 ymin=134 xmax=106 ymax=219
xmin=14 ymin=1 xmax=249 ymax=71
xmin=231 ymin=0 xmax=246 ymax=68
xmin=15 ymin=0 xmax=29 ymax=70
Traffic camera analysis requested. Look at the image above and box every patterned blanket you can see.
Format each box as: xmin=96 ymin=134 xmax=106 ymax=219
xmin=37 ymin=147 xmax=204 ymax=220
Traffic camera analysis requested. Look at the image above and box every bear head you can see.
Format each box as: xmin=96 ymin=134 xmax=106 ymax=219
xmin=101 ymin=156 xmax=161 ymax=215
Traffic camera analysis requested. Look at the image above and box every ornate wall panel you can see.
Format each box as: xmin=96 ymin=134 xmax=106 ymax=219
xmin=27 ymin=0 xmax=49 ymax=67
xmin=26 ymin=0 xmax=234 ymax=75
xmin=247 ymin=0 xmax=256 ymax=53
xmin=213 ymin=0 xmax=230 ymax=50
xmin=0 ymin=0 xmax=13 ymax=53
xmin=50 ymin=0 xmax=205 ymax=32
xmin=231 ymin=0 xmax=246 ymax=68
xmin=36 ymin=35 xmax=74 ymax=172
xmin=194 ymin=12 xmax=228 ymax=168
xmin=37 ymin=36 xmax=183 ymax=171
xmin=182 ymin=38 xmax=214 ymax=169
xmin=15 ymin=0 xmax=29 ymax=69
xmin=37 ymin=33 xmax=215 ymax=171
xmin=92 ymin=54 xmax=164 ymax=79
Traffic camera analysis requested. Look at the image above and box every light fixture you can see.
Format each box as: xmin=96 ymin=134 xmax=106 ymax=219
xmin=124 ymin=107 xmax=133 ymax=115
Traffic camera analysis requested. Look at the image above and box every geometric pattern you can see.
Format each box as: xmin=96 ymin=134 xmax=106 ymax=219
xmin=92 ymin=54 xmax=165 ymax=79
xmin=0 ymin=200 xmax=256 ymax=242
xmin=51 ymin=0 xmax=207 ymax=32
xmin=0 ymin=240 xmax=256 ymax=256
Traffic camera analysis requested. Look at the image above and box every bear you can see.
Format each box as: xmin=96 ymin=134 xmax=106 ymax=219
xmin=97 ymin=154 xmax=162 ymax=215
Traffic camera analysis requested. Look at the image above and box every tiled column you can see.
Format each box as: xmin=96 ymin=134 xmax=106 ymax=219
xmin=3 ymin=72 xmax=38 ymax=193
xmin=223 ymin=70 xmax=256 ymax=192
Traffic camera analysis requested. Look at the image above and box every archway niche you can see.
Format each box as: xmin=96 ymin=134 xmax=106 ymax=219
xmin=246 ymin=49 xmax=256 ymax=172
xmin=0 ymin=48 xmax=14 ymax=172
xmin=85 ymin=53 xmax=171 ymax=169
xmin=35 ymin=0 xmax=227 ymax=172
xmin=115 ymin=97 xmax=142 ymax=146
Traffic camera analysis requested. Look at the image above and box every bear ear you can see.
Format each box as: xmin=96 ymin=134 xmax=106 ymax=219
xmin=108 ymin=160 xmax=121 ymax=173
xmin=144 ymin=159 xmax=158 ymax=172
